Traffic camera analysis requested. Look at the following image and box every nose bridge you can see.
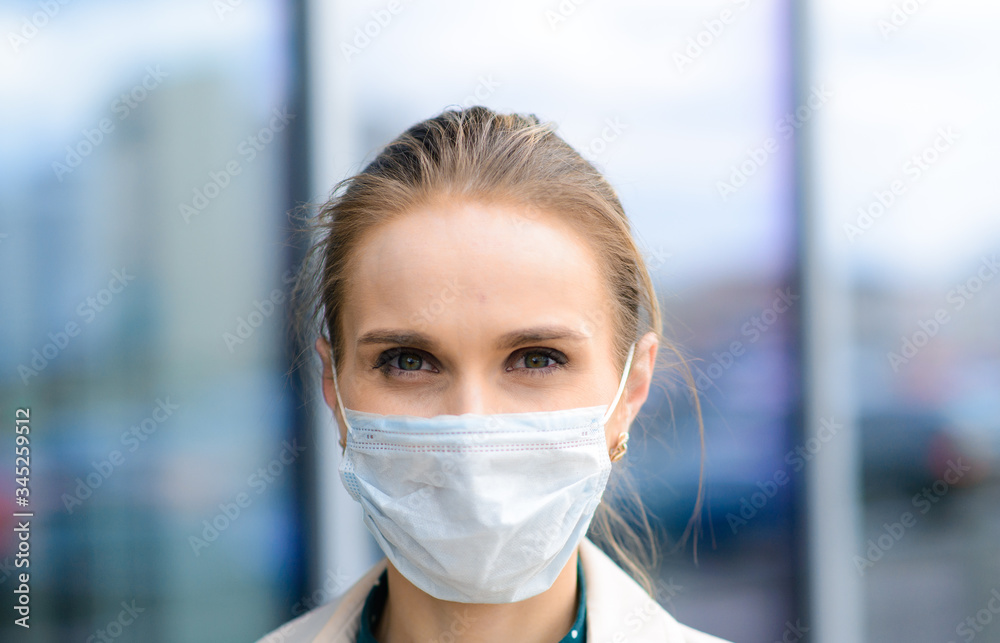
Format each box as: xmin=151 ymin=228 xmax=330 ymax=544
xmin=443 ymin=366 xmax=492 ymax=416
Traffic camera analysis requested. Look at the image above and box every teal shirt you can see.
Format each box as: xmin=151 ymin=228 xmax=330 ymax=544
xmin=357 ymin=557 xmax=588 ymax=642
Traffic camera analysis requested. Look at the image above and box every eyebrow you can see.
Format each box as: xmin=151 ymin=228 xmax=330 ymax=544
xmin=496 ymin=326 xmax=588 ymax=350
xmin=355 ymin=325 xmax=588 ymax=352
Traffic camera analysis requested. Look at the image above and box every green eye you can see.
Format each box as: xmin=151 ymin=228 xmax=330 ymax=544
xmin=398 ymin=353 xmax=423 ymax=370
xmin=510 ymin=348 xmax=566 ymax=375
xmin=373 ymin=348 xmax=436 ymax=376
xmin=524 ymin=352 xmax=551 ymax=369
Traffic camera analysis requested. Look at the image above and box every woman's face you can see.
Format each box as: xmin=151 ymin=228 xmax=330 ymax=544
xmin=317 ymin=197 xmax=658 ymax=451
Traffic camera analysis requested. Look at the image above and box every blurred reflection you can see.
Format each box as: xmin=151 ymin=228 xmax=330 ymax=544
xmin=0 ymin=2 xmax=302 ymax=641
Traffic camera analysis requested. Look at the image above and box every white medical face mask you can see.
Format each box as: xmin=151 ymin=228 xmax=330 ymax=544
xmin=332 ymin=342 xmax=636 ymax=604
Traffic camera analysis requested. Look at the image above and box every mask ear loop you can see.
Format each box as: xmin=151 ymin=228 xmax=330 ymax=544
xmin=330 ymin=348 xmax=352 ymax=455
xmin=605 ymin=342 xmax=637 ymax=463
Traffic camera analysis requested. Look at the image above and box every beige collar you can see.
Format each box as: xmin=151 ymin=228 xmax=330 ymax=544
xmin=257 ymin=537 xmax=729 ymax=642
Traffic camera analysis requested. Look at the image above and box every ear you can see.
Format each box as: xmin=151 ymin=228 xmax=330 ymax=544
xmin=622 ymin=331 xmax=659 ymax=429
xmin=315 ymin=336 xmax=346 ymax=445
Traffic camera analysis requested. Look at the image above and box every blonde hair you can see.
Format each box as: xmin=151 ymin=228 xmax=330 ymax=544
xmin=290 ymin=105 xmax=705 ymax=596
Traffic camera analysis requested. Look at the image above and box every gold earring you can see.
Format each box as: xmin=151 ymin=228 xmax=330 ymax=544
xmin=609 ymin=431 xmax=629 ymax=462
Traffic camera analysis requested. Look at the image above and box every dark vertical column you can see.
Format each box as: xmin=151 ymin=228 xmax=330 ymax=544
xmin=281 ymin=0 xmax=315 ymax=615
xmin=788 ymin=0 xmax=813 ymax=636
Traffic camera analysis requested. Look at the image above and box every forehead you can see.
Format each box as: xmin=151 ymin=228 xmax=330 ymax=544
xmin=342 ymin=199 xmax=613 ymax=344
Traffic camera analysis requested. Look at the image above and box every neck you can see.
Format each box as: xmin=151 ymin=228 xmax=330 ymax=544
xmin=374 ymin=549 xmax=580 ymax=643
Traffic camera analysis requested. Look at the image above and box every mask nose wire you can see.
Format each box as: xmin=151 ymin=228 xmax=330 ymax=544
xmin=330 ymin=349 xmax=354 ymax=436
xmin=601 ymin=341 xmax=637 ymax=426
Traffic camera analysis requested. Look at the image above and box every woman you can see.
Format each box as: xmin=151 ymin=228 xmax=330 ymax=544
xmin=259 ymin=106 xmax=730 ymax=642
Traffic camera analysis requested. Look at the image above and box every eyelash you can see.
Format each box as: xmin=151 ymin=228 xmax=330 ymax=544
xmin=371 ymin=347 xmax=568 ymax=379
